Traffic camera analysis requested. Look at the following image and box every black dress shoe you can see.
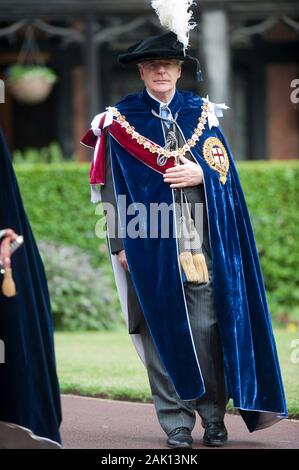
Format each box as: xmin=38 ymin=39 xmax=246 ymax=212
xmin=202 ymin=421 xmax=228 ymax=447
xmin=167 ymin=427 xmax=193 ymax=448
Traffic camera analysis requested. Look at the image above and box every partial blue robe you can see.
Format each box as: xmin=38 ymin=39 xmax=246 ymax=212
xmin=0 ymin=130 xmax=62 ymax=447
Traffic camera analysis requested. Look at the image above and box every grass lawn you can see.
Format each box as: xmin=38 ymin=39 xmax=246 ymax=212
xmin=55 ymin=327 xmax=151 ymax=402
xmin=55 ymin=327 xmax=299 ymax=418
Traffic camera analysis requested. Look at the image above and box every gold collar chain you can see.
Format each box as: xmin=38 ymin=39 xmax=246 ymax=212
xmin=109 ymin=103 xmax=209 ymax=162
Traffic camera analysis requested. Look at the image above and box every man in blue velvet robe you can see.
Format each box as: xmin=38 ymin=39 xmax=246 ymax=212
xmin=82 ymin=31 xmax=287 ymax=449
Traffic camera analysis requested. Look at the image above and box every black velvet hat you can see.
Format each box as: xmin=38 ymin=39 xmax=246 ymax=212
xmin=118 ymin=31 xmax=202 ymax=80
xmin=118 ymin=32 xmax=185 ymax=65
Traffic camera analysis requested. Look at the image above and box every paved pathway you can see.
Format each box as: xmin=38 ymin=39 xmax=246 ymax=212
xmin=60 ymin=395 xmax=299 ymax=449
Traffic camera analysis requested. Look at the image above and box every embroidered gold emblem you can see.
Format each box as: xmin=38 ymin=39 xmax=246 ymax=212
xmin=202 ymin=137 xmax=229 ymax=184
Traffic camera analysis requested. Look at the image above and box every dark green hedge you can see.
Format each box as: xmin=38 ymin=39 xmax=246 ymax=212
xmin=15 ymin=163 xmax=106 ymax=260
xmin=237 ymin=161 xmax=299 ymax=325
xmin=15 ymin=161 xmax=299 ymax=325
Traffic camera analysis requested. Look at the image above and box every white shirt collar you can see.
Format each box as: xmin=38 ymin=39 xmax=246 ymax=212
xmin=146 ymin=88 xmax=176 ymax=109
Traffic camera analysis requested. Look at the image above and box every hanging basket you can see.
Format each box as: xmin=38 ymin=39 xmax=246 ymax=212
xmin=8 ymin=76 xmax=54 ymax=104
xmin=6 ymin=65 xmax=57 ymax=105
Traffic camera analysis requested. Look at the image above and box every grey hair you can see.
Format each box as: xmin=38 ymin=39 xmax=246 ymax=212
xmin=137 ymin=60 xmax=183 ymax=69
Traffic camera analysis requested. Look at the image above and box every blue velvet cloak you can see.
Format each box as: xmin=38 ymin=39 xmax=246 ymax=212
xmin=107 ymin=89 xmax=288 ymax=432
xmin=0 ymin=130 xmax=62 ymax=445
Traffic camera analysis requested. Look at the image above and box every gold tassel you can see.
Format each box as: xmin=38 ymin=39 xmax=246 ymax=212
xmin=1 ymin=268 xmax=16 ymax=297
xmin=192 ymin=253 xmax=209 ymax=283
xmin=179 ymin=251 xmax=200 ymax=283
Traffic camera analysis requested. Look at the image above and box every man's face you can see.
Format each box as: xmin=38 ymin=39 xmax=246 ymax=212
xmin=138 ymin=59 xmax=182 ymax=98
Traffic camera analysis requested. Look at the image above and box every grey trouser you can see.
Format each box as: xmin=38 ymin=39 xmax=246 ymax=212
xmin=128 ymin=240 xmax=228 ymax=436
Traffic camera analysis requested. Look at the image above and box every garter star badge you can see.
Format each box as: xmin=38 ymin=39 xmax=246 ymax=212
xmin=202 ymin=137 xmax=229 ymax=184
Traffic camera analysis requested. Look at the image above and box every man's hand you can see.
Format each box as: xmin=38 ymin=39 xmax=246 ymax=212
xmin=163 ymin=155 xmax=204 ymax=188
xmin=0 ymin=228 xmax=18 ymax=269
xmin=118 ymin=249 xmax=129 ymax=271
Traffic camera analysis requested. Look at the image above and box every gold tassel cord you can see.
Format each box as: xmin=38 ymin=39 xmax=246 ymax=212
xmin=187 ymin=218 xmax=210 ymax=283
xmin=180 ymin=192 xmax=210 ymax=284
xmin=192 ymin=253 xmax=209 ymax=283
xmin=179 ymin=251 xmax=200 ymax=283
xmin=177 ymin=187 xmax=211 ymax=284
xmin=177 ymin=211 xmax=200 ymax=283
xmin=1 ymin=268 xmax=17 ymax=297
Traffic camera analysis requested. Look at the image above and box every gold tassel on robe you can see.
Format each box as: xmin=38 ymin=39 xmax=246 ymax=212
xmin=192 ymin=253 xmax=209 ymax=283
xmin=179 ymin=251 xmax=200 ymax=283
xmin=177 ymin=189 xmax=209 ymax=284
xmin=1 ymin=267 xmax=17 ymax=297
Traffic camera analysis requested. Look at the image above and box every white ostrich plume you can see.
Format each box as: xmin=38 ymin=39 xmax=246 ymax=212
xmin=151 ymin=0 xmax=197 ymax=50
